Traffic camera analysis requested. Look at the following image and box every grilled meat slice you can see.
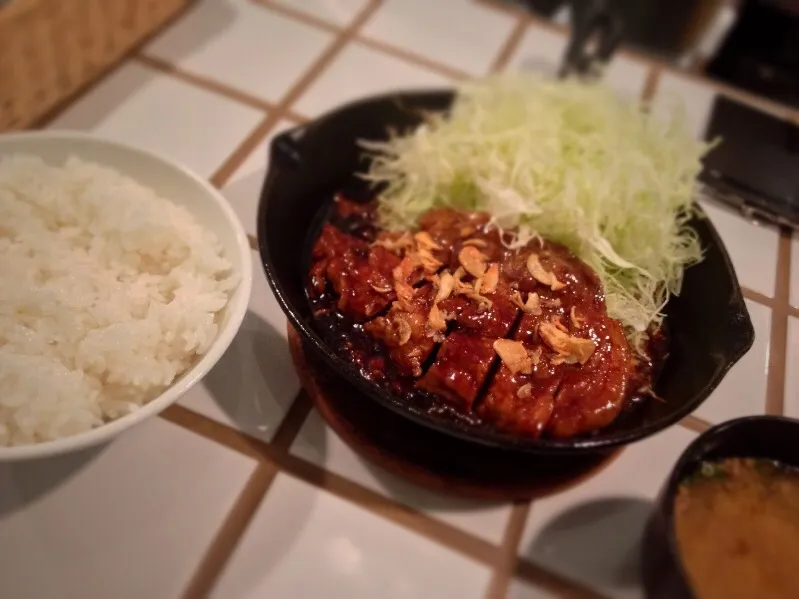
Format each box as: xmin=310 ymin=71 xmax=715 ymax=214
xmin=478 ymin=314 xmax=562 ymax=437
xmin=364 ymin=285 xmax=438 ymax=377
xmin=547 ymin=312 xmax=632 ymax=438
xmin=309 ymin=224 xmax=400 ymax=320
xmin=416 ymin=332 xmax=497 ymax=411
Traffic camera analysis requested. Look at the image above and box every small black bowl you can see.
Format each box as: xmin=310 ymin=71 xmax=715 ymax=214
xmin=641 ymin=415 xmax=799 ymax=599
xmin=256 ymin=88 xmax=755 ymax=455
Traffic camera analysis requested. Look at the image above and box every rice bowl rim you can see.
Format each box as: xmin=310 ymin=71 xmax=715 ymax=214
xmin=0 ymin=130 xmax=253 ymax=461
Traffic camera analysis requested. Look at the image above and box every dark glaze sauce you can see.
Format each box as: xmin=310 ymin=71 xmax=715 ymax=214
xmin=311 ymin=308 xmax=488 ymax=428
xmin=307 ymin=195 xmax=666 ymax=439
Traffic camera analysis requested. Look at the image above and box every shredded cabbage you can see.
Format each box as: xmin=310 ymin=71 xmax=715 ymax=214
xmin=359 ymin=73 xmax=711 ymax=351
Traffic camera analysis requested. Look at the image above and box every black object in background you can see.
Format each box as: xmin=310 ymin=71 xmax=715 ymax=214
xmin=706 ymin=0 xmax=799 ymax=110
xmin=514 ymin=0 xmax=703 ymax=59
xmin=700 ymin=95 xmax=799 ymax=229
xmin=559 ymin=0 xmax=624 ymax=79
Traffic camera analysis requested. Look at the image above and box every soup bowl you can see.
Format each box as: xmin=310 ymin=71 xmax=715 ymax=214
xmin=641 ymin=415 xmax=799 ymax=598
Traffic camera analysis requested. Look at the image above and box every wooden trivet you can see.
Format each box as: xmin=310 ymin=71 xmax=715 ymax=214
xmin=288 ymin=325 xmax=621 ymax=501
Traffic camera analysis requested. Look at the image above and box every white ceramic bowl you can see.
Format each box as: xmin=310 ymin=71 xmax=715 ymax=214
xmin=0 ymin=131 xmax=253 ymax=461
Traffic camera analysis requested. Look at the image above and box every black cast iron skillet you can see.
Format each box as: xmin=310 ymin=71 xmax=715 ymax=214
xmin=641 ymin=415 xmax=799 ymax=598
xmin=256 ymin=88 xmax=754 ymax=455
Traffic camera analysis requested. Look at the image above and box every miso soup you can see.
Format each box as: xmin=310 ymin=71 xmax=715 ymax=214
xmin=674 ymin=457 xmax=799 ymax=599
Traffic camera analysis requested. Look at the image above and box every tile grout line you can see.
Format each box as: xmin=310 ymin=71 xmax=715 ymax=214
xmin=474 ymin=0 xmax=527 ymax=19
xmin=209 ymin=113 xmax=280 ymax=188
xmin=765 ymin=230 xmax=792 ymax=415
xmin=659 ymin=60 xmax=799 ymax=125
xmin=489 ymin=13 xmax=529 ymax=73
xmin=27 ymin=3 xmax=193 ymax=131
xmin=514 ymin=553 xmax=610 ymax=599
xmin=162 ymin=403 xmax=503 ymax=570
xmin=178 ymin=461 xmax=277 ymax=599
xmin=162 ymin=404 xmax=265 ymax=460
xmin=679 ymin=414 xmax=712 ymax=434
xmin=256 ymin=0 xmax=476 ymax=83
xmin=270 ymin=390 xmax=315 ymax=451
xmin=167 ymin=393 xmax=315 ymax=599
xmin=641 ymin=64 xmax=662 ymax=104
xmin=205 ymin=0 xmax=383 ymax=190
xmin=254 ymin=0 xmax=471 ymax=81
xmin=742 ymin=287 xmax=775 ymax=308
xmin=257 ymin=0 xmax=471 ymax=80
xmin=484 ymin=502 xmax=530 ymax=599
xmin=355 ymin=35 xmax=471 ymax=80
xmin=134 ymin=53 xmax=278 ymax=113
xmin=278 ymin=450 xmax=501 ymax=566
xmin=134 ymin=53 xmax=312 ymax=124
xmin=253 ymin=0 xmax=340 ymax=34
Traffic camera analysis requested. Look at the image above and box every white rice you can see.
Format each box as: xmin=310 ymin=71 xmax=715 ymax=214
xmin=0 ymin=154 xmax=236 ymax=447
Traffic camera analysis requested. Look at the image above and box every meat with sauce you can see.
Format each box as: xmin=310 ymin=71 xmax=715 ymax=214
xmin=364 ymin=284 xmax=437 ymax=377
xmin=310 ymin=224 xmax=400 ymax=321
xmin=307 ymin=202 xmax=639 ymax=439
xmin=547 ymin=313 xmax=632 ymax=437
xmin=479 ymin=313 xmax=563 ymax=438
xmin=416 ymin=237 xmax=519 ymax=410
xmin=417 ymin=332 xmax=498 ymax=411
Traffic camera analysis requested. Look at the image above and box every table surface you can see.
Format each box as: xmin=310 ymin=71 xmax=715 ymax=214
xmin=2 ymin=1 xmax=797 ymax=598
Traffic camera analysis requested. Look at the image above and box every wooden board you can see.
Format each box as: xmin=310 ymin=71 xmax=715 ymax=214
xmin=288 ymin=325 xmax=622 ymax=501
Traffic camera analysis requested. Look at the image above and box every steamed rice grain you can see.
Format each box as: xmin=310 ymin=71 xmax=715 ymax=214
xmin=0 ymin=154 xmax=236 ymax=446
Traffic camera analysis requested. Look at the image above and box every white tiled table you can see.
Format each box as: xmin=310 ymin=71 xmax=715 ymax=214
xmin=212 ymin=474 xmax=494 ymax=599
xmin=293 ymin=41 xmax=452 ymax=117
xmin=516 ymin=427 xmax=697 ymax=599
xmin=0 ymin=420 xmax=256 ymax=599
xmin=359 ymin=0 xmax=516 ymax=76
xmin=3 ymin=1 xmax=795 ymax=598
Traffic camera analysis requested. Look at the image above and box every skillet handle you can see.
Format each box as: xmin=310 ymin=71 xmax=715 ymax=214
xmin=559 ymin=0 xmax=624 ymax=79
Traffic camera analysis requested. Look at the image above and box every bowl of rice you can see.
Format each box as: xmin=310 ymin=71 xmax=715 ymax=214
xmin=0 ymin=131 xmax=253 ymax=460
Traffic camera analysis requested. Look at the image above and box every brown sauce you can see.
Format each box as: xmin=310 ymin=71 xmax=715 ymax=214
xmin=674 ymin=457 xmax=799 ymax=599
